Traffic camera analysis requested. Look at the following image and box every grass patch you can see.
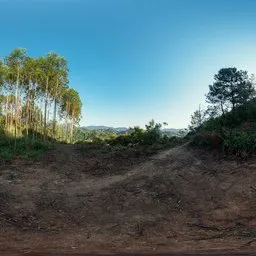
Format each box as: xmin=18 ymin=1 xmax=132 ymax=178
xmin=0 ymin=134 xmax=54 ymax=161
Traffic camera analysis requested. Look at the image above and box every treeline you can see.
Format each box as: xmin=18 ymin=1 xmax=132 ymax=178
xmin=0 ymin=48 xmax=82 ymax=145
xmin=189 ymin=67 xmax=256 ymax=157
xmin=77 ymin=120 xmax=183 ymax=157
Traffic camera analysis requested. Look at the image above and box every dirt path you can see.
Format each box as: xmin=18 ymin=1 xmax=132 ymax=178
xmin=0 ymin=144 xmax=255 ymax=254
xmin=2 ymin=252 xmax=256 ymax=256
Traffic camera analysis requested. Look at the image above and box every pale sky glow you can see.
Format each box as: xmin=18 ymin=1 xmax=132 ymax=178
xmin=1 ymin=0 xmax=256 ymax=128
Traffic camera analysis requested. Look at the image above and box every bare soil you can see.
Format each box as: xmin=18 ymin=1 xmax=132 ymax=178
xmin=0 ymin=144 xmax=255 ymax=254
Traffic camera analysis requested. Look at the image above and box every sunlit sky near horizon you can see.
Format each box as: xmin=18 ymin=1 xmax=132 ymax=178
xmin=1 ymin=0 xmax=256 ymax=128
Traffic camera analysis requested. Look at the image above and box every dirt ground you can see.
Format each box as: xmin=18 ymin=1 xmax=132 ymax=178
xmin=0 ymin=144 xmax=255 ymax=254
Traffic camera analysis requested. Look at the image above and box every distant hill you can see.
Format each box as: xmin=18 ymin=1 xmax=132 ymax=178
xmin=81 ymin=126 xmax=184 ymax=135
xmin=81 ymin=126 xmax=128 ymax=132
xmin=82 ymin=126 xmax=113 ymax=131
xmin=161 ymin=128 xmax=181 ymax=134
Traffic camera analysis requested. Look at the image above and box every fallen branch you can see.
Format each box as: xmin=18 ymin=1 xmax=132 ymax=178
xmin=250 ymin=186 xmax=256 ymax=192
xmin=245 ymin=239 xmax=256 ymax=246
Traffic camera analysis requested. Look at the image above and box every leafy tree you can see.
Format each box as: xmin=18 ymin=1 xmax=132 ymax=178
xmin=144 ymin=119 xmax=162 ymax=144
xmin=206 ymin=67 xmax=255 ymax=114
xmin=23 ymin=57 xmax=38 ymax=136
xmin=52 ymin=54 xmax=68 ymax=140
xmin=0 ymin=58 xmax=5 ymax=89
xmin=60 ymin=88 xmax=82 ymax=142
xmin=189 ymin=105 xmax=207 ymax=132
xmin=38 ymin=53 xmax=62 ymax=141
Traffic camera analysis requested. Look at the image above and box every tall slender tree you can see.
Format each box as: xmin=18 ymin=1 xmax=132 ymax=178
xmin=38 ymin=54 xmax=55 ymax=141
xmin=49 ymin=53 xmax=69 ymax=140
xmin=0 ymin=48 xmax=83 ymax=144
xmin=60 ymin=88 xmax=82 ymax=143
xmin=5 ymin=48 xmax=27 ymax=147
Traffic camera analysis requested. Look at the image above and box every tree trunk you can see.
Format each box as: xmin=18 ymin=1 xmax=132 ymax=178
xmin=65 ymin=101 xmax=70 ymax=142
xmin=53 ymin=79 xmax=59 ymax=140
xmin=40 ymin=99 xmax=43 ymax=138
xmin=221 ymin=102 xmax=224 ymax=115
xmin=14 ymin=70 xmax=20 ymax=150
xmin=43 ymin=78 xmax=49 ymax=141
xmin=5 ymin=95 xmax=9 ymax=132
xmin=70 ymin=111 xmax=74 ymax=144
xmin=53 ymin=98 xmax=57 ymax=140
xmin=47 ymin=101 xmax=51 ymax=137
xmin=25 ymin=84 xmax=31 ymax=137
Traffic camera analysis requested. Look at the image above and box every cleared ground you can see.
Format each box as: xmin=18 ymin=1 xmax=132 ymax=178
xmin=0 ymin=144 xmax=255 ymax=254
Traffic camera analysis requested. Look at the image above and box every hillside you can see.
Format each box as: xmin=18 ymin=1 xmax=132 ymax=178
xmin=0 ymin=144 xmax=255 ymax=254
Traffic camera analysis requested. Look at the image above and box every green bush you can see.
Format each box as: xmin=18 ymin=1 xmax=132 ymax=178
xmin=223 ymin=132 xmax=256 ymax=157
xmin=202 ymin=99 xmax=256 ymax=133
xmin=0 ymin=135 xmax=54 ymax=161
xmin=0 ymin=148 xmax=13 ymax=161
xmin=108 ymin=135 xmax=133 ymax=146
xmin=189 ymin=132 xmax=223 ymax=150
xmin=189 ymin=100 xmax=256 ymax=158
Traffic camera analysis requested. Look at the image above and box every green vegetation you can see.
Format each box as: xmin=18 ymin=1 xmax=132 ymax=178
xmin=188 ymin=67 xmax=256 ymax=158
xmin=77 ymin=120 xmax=183 ymax=156
xmin=0 ymin=133 xmax=54 ymax=161
xmin=244 ymin=230 xmax=256 ymax=238
xmin=0 ymin=48 xmax=82 ymax=143
xmin=1 ymin=49 xmax=255 ymax=162
xmin=0 ymin=48 xmax=82 ymax=160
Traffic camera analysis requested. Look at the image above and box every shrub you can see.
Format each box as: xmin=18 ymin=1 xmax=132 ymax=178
xmin=108 ymin=135 xmax=133 ymax=146
xmin=188 ymin=99 xmax=256 ymax=158
xmin=223 ymin=132 xmax=256 ymax=157
xmin=0 ymin=135 xmax=54 ymax=161
xmin=189 ymin=132 xmax=223 ymax=151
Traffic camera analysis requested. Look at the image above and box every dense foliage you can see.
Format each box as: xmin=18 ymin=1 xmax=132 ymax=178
xmin=0 ymin=48 xmax=83 ymax=160
xmin=0 ymin=132 xmax=54 ymax=161
xmin=189 ymin=67 xmax=256 ymax=158
xmin=76 ymin=120 xmax=183 ymax=156
xmin=206 ymin=67 xmax=255 ymax=115
xmin=0 ymin=48 xmax=82 ymax=144
xmin=0 ymin=48 xmax=83 ymax=147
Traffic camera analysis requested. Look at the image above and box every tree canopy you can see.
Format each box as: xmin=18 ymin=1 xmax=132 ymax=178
xmin=206 ymin=67 xmax=255 ymax=114
xmin=0 ymin=48 xmax=82 ymax=144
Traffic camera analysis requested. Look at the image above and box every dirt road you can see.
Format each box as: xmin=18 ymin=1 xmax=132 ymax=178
xmin=0 ymin=144 xmax=255 ymax=253
xmin=1 ymin=252 xmax=256 ymax=256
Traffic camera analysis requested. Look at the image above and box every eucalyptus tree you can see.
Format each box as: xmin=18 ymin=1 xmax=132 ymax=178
xmin=0 ymin=59 xmax=5 ymax=124
xmin=0 ymin=58 xmax=5 ymax=89
xmin=0 ymin=48 xmax=83 ymax=144
xmin=49 ymin=53 xmax=69 ymax=140
xmin=0 ymin=58 xmax=5 ymax=103
xmin=4 ymin=48 xmax=27 ymax=146
xmin=60 ymin=88 xmax=82 ymax=142
xmin=38 ymin=54 xmax=56 ymax=141
xmin=61 ymin=87 xmax=72 ymax=142
xmin=1 ymin=62 xmax=17 ymax=134
xmin=23 ymin=57 xmax=38 ymax=135
xmin=69 ymin=89 xmax=82 ymax=142
xmin=1 ymin=64 xmax=14 ymax=132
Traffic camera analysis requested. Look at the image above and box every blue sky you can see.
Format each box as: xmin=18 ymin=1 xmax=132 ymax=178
xmin=1 ymin=0 xmax=256 ymax=128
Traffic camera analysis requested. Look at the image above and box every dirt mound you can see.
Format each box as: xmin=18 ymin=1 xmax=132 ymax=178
xmin=0 ymin=144 xmax=255 ymax=254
